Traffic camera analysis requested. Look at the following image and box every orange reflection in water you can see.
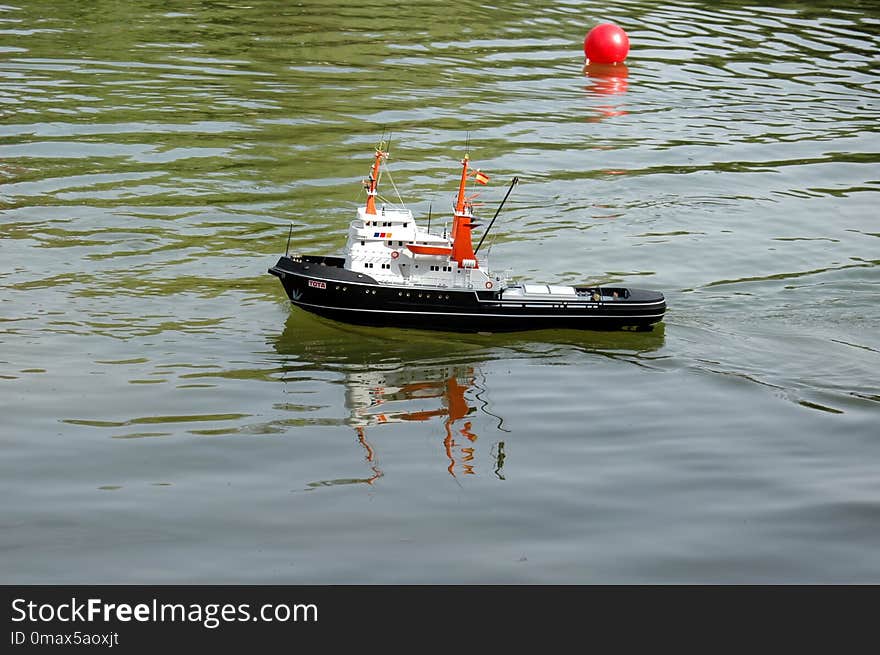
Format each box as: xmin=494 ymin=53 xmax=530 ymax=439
xmin=347 ymin=366 xmax=506 ymax=481
xmin=583 ymin=62 xmax=629 ymax=121
xmin=355 ymin=426 xmax=383 ymax=485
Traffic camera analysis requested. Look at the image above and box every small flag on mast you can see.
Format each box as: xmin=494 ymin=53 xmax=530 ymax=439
xmin=474 ymin=170 xmax=490 ymax=185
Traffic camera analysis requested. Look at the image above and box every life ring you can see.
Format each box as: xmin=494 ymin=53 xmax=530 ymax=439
xmin=485 ymin=281 xmax=493 ymax=289
xmin=391 ymin=251 xmax=399 ymax=260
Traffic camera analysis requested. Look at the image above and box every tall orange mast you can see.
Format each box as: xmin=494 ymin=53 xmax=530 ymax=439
xmin=450 ymin=153 xmax=479 ymax=267
xmin=364 ymin=142 xmax=387 ymax=215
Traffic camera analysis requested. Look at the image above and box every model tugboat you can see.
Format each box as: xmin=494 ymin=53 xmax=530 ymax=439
xmin=269 ymin=141 xmax=666 ymax=332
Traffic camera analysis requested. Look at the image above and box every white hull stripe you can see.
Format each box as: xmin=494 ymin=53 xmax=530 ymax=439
xmin=488 ymin=301 xmax=665 ymax=308
xmin=291 ymin=300 xmax=665 ymax=320
xmin=273 ymin=269 xmax=665 ymax=309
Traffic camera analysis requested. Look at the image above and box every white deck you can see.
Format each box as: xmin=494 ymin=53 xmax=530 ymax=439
xmin=504 ymin=284 xmax=578 ymax=299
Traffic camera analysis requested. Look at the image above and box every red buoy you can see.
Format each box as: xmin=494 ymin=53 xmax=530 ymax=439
xmin=584 ymin=23 xmax=630 ymax=64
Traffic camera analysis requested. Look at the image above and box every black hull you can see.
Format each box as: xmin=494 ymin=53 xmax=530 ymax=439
xmin=269 ymin=255 xmax=666 ymax=333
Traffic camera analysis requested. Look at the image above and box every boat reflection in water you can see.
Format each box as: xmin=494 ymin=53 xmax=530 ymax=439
xmin=347 ymin=364 xmax=494 ymax=480
xmin=271 ymin=309 xmax=663 ymax=486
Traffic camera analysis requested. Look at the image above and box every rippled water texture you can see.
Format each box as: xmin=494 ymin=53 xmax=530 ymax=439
xmin=1 ymin=1 xmax=879 ymax=583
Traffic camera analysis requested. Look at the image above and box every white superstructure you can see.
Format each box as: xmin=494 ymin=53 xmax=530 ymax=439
xmin=341 ymin=145 xmax=507 ymax=292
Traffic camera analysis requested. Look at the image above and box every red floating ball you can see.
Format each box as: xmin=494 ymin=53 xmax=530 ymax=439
xmin=584 ymin=23 xmax=630 ymax=64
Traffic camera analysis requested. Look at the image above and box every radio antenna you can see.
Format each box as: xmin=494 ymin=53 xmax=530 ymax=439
xmin=284 ymin=222 xmax=293 ymax=257
xmin=475 ymin=176 xmax=519 ymax=255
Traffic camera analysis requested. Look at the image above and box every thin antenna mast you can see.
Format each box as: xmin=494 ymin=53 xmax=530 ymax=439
xmin=284 ymin=222 xmax=293 ymax=257
xmin=475 ymin=176 xmax=519 ymax=255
